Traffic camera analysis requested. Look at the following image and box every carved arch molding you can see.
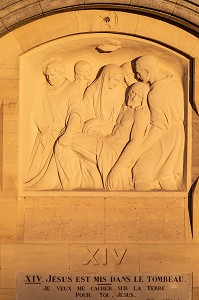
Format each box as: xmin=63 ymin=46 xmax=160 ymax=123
xmin=0 ymin=2 xmax=198 ymax=195
xmin=0 ymin=0 xmax=199 ymax=36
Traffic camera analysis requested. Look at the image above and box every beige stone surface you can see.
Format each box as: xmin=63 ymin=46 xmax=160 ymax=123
xmin=0 ymin=0 xmax=18 ymax=10
xmin=0 ymin=0 xmax=41 ymax=19
xmin=88 ymin=10 xmax=139 ymax=35
xmin=0 ymin=80 xmax=19 ymax=107
xmin=0 ymin=197 xmax=17 ymax=243
xmin=0 ymin=289 xmax=15 ymax=300
xmin=190 ymin=39 xmax=199 ymax=59
xmin=129 ymin=0 xmax=176 ymax=14
xmin=40 ymin=0 xmax=85 ymax=13
xmin=140 ymin=244 xmax=199 ymax=287
xmin=1 ymin=79 xmax=18 ymax=188
xmin=85 ymin=0 xmax=131 ymax=5
xmin=0 ymin=0 xmax=198 ymax=37
xmin=193 ymin=180 xmax=199 ymax=242
xmin=135 ymin=14 xmax=198 ymax=55
xmin=193 ymin=288 xmax=199 ymax=299
xmin=105 ymin=198 xmax=186 ymax=243
xmin=1 ymin=1 xmax=42 ymax=29
xmin=76 ymin=10 xmax=93 ymax=32
xmin=2 ymin=285 xmax=196 ymax=300
xmin=0 ymin=33 xmax=22 ymax=80
xmin=1 ymin=244 xmax=69 ymax=288
xmin=22 ymin=196 xmax=189 ymax=244
xmin=16 ymin=197 xmax=25 ymax=242
xmin=192 ymin=111 xmax=199 ymax=183
xmin=145 ymin=18 xmax=198 ymax=55
xmin=13 ymin=12 xmax=79 ymax=52
xmin=10 ymin=10 xmax=198 ymax=57
xmin=69 ymin=243 xmax=139 ymax=273
xmin=0 ymin=8 xmax=198 ymax=300
xmin=23 ymin=198 xmax=105 ymax=243
xmin=184 ymin=197 xmax=193 ymax=243
xmin=77 ymin=10 xmax=138 ymax=34
xmin=135 ymin=15 xmax=156 ymax=38
xmin=0 ymin=19 xmax=7 ymax=36
xmin=13 ymin=10 xmax=140 ymax=51
xmin=193 ymin=58 xmax=199 ymax=114
xmin=1 ymin=78 xmax=18 ymax=191
xmin=3 ymin=127 xmax=18 ymax=191
xmin=0 ymin=103 xmax=2 ymax=189
xmin=173 ymin=0 xmax=199 ymax=28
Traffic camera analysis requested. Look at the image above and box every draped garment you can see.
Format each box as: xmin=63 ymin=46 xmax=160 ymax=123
xmin=25 ymin=79 xmax=83 ymax=190
xmin=133 ymin=75 xmax=185 ymax=190
xmin=97 ymin=105 xmax=150 ymax=189
xmin=83 ymin=64 xmax=125 ymax=136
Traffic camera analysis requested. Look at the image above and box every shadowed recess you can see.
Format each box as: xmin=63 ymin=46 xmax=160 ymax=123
xmin=188 ymin=178 xmax=198 ymax=237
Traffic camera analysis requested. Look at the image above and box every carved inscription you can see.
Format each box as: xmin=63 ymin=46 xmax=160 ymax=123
xmin=17 ymin=273 xmax=192 ymax=300
xmin=82 ymin=248 xmax=127 ymax=265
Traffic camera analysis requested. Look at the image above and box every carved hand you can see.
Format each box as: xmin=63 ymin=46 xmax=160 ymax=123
xmin=83 ymin=119 xmax=96 ymax=134
xmin=104 ymin=134 xmax=116 ymax=144
xmin=58 ymin=133 xmax=72 ymax=147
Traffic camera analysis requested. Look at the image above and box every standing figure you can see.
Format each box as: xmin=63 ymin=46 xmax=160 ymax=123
xmin=83 ymin=64 xmax=125 ymax=137
xmin=107 ymin=55 xmax=185 ymax=191
xmin=54 ymin=60 xmax=95 ymax=190
xmin=25 ymin=57 xmax=83 ymax=190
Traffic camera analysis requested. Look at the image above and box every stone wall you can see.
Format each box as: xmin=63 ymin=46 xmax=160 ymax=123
xmin=0 ymin=0 xmax=199 ymax=36
xmin=0 ymin=4 xmax=198 ymax=300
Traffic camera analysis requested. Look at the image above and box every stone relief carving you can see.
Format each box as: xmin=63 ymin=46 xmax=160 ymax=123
xmin=97 ymin=38 xmax=121 ymax=52
xmin=23 ymin=51 xmax=185 ymax=192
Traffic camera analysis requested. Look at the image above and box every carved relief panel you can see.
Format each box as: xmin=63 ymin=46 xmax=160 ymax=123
xmin=19 ymin=33 xmax=190 ymax=195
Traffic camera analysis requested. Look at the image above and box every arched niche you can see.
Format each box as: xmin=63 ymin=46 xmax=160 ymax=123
xmin=8 ymin=10 xmax=198 ymax=195
xmin=0 ymin=10 xmax=199 ymax=197
xmin=0 ymin=9 xmax=198 ymax=240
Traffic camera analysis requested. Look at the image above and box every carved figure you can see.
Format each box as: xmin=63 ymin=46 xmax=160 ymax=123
xmin=55 ymin=131 xmax=103 ymax=190
xmin=107 ymin=55 xmax=185 ymax=191
xmin=54 ymin=64 xmax=126 ymax=190
xmin=120 ymin=62 xmax=136 ymax=87
xmin=53 ymin=60 xmax=100 ymax=190
xmin=98 ymin=82 xmax=150 ymax=189
xmin=24 ymin=54 xmax=185 ymax=192
xmin=25 ymin=57 xmax=83 ymax=189
xmin=73 ymin=60 xmax=94 ymax=97
xmin=83 ymin=64 xmax=125 ymax=137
